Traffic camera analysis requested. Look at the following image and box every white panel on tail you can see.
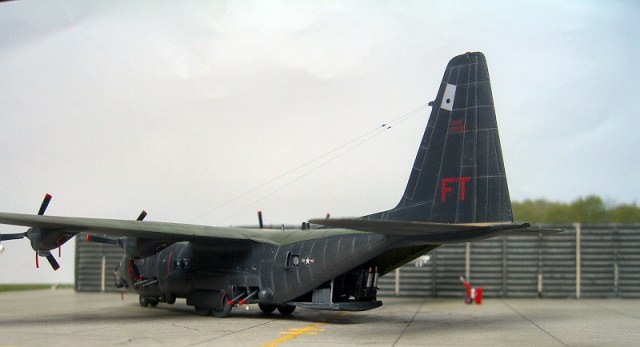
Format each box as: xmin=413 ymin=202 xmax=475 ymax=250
xmin=440 ymin=83 xmax=456 ymax=111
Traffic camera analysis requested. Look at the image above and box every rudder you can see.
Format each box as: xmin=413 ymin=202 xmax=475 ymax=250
xmin=365 ymin=52 xmax=512 ymax=224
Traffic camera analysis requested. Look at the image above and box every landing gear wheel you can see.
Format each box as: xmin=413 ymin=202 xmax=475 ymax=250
xmin=149 ymin=298 xmax=159 ymax=307
xmin=164 ymin=294 xmax=176 ymax=305
xmin=258 ymin=303 xmax=277 ymax=314
xmin=195 ymin=306 xmax=212 ymax=316
xmin=139 ymin=295 xmax=149 ymax=307
xmin=277 ymin=304 xmax=296 ymax=315
xmin=211 ymin=294 xmax=232 ymax=318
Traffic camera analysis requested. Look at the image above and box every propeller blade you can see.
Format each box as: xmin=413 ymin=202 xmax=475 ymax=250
xmin=0 ymin=233 xmax=26 ymax=241
xmin=45 ymin=253 xmax=60 ymax=271
xmin=38 ymin=194 xmax=52 ymax=215
xmin=137 ymin=210 xmax=147 ymax=221
xmin=85 ymin=234 xmax=118 ymax=245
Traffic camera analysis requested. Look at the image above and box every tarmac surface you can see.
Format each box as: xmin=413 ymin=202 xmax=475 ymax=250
xmin=0 ymin=289 xmax=638 ymax=346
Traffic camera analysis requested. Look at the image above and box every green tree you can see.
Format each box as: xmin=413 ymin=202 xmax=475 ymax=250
xmin=610 ymin=204 xmax=640 ymax=223
xmin=512 ymin=196 xmax=640 ymax=223
xmin=568 ymin=196 xmax=609 ymax=223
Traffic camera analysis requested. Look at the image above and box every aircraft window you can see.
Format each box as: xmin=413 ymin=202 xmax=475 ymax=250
xmin=173 ymin=259 xmax=190 ymax=269
xmin=285 ymin=252 xmax=300 ymax=270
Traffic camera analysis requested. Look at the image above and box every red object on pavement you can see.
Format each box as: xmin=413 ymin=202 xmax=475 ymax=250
xmin=460 ymin=276 xmax=483 ymax=305
xmin=476 ymin=287 xmax=483 ymax=304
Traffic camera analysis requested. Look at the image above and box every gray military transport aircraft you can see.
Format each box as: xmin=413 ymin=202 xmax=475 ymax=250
xmin=0 ymin=52 xmax=557 ymax=317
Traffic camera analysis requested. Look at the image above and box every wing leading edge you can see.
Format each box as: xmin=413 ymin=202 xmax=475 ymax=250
xmin=0 ymin=212 xmax=279 ymax=245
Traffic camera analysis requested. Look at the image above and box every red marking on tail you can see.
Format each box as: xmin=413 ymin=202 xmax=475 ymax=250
xmin=448 ymin=119 xmax=466 ymax=134
xmin=441 ymin=177 xmax=471 ymax=202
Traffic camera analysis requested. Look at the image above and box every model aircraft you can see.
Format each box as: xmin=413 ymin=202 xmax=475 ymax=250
xmin=0 ymin=52 xmax=558 ymax=317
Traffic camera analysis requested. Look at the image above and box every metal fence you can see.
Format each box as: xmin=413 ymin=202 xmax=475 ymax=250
xmin=377 ymin=224 xmax=640 ymax=298
xmin=75 ymin=235 xmax=124 ymax=292
xmin=76 ymin=224 xmax=640 ymax=298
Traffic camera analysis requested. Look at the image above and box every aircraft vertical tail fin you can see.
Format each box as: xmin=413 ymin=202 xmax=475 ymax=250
xmin=365 ymin=52 xmax=512 ymax=224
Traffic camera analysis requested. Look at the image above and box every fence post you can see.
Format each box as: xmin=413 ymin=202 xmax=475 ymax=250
xmin=574 ymin=222 xmax=581 ymax=299
xmin=502 ymin=236 xmax=507 ymax=297
xmin=465 ymin=242 xmax=471 ymax=281
xmin=537 ymin=234 xmax=543 ymax=297
xmin=614 ymin=225 xmax=619 ymax=297
xmin=101 ymin=255 xmax=106 ymax=293
xmin=395 ymin=268 xmax=400 ymax=296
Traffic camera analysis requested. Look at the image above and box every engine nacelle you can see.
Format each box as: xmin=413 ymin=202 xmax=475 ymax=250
xmin=27 ymin=227 xmax=74 ymax=252
xmin=122 ymin=237 xmax=171 ymax=259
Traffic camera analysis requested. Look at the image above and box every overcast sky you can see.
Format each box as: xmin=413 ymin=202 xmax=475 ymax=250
xmin=1 ymin=0 xmax=639 ymax=283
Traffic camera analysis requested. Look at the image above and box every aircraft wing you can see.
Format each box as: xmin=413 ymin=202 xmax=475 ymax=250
xmin=308 ymin=218 xmax=562 ymax=244
xmin=0 ymin=212 xmax=278 ymax=245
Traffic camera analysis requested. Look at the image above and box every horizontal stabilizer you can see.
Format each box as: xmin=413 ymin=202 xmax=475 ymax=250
xmin=309 ymin=218 xmax=561 ymax=244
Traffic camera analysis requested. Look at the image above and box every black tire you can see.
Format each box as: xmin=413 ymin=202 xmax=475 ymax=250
xmin=165 ymin=294 xmax=176 ymax=305
xmin=277 ymin=304 xmax=296 ymax=315
xmin=211 ymin=293 xmax=232 ymax=318
xmin=139 ymin=295 xmax=149 ymax=307
xmin=194 ymin=306 xmax=212 ymax=316
xmin=258 ymin=303 xmax=277 ymax=314
xmin=149 ymin=298 xmax=159 ymax=307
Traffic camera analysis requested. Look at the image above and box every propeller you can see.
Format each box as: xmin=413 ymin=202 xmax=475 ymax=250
xmin=35 ymin=194 xmax=61 ymax=270
xmin=38 ymin=193 xmax=52 ymax=216
xmin=0 ymin=194 xmax=64 ymax=270
xmin=85 ymin=234 xmax=121 ymax=246
xmin=33 ymin=194 xmax=62 ymax=270
xmin=137 ymin=210 xmax=147 ymax=221
xmin=0 ymin=195 xmax=52 ymax=245
xmin=86 ymin=210 xmax=146 ymax=248
xmin=0 ymin=195 xmax=49 ymax=241
xmin=39 ymin=250 xmax=60 ymax=270
xmin=0 ymin=232 xmax=26 ymax=241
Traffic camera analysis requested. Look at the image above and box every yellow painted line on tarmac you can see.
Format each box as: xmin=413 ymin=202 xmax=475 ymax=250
xmin=260 ymin=322 xmax=326 ymax=347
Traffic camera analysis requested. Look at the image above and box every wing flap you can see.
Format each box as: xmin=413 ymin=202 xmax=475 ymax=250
xmin=308 ymin=218 xmax=561 ymax=244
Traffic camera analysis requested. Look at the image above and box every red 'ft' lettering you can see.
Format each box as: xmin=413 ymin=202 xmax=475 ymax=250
xmin=441 ymin=177 xmax=471 ymax=202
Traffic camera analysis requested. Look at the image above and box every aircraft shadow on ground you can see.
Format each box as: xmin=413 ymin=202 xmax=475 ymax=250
xmin=0 ymin=300 xmax=555 ymax=332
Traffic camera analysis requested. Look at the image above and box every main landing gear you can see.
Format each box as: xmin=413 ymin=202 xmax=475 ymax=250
xmin=186 ymin=287 xmax=294 ymax=318
xmin=194 ymin=295 xmax=232 ymax=318
xmin=258 ymin=303 xmax=296 ymax=316
xmin=138 ymin=293 xmax=177 ymax=307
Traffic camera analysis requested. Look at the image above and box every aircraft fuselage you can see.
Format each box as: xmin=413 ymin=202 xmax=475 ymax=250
xmin=118 ymin=230 xmax=408 ymax=312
